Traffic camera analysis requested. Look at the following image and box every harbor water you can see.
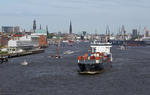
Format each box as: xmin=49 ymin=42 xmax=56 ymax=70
xmin=0 ymin=42 xmax=150 ymax=95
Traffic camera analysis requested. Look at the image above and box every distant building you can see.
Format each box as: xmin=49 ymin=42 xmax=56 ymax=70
xmin=32 ymin=29 xmax=48 ymax=47
xmin=132 ymin=29 xmax=138 ymax=38
xmin=38 ymin=35 xmax=47 ymax=47
xmin=82 ymin=31 xmax=87 ymax=36
xmin=14 ymin=26 xmax=20 ymax=33
xmin=34 ymin=29 xmax=47 ymax=36
xmin=2 ymin=26 xmax=20 ymax=33
xmin=2 ymin=26 xmax=13 ymax=33
xmin=145 ymin=30 xmax=149 ymax=37
xmin=13 ymin=32 xmax=25 ymax=38
xmin=0 ymin=35 xmax=9 ymax=47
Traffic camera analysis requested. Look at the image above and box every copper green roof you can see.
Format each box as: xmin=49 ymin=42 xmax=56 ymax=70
xmin=35 ymin=29 xmax=46 ymax=33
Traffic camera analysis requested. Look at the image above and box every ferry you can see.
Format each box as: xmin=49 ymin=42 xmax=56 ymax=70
xmin=77 ymin=40 xmax=112 ymax=74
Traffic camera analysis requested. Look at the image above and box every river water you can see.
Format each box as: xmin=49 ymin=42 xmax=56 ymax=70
xmin=0 ymin=42 xmax=150 ymax=95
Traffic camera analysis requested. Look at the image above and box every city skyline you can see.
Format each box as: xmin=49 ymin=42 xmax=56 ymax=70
xmin=0 ymin=0 xmax=150 ymax=34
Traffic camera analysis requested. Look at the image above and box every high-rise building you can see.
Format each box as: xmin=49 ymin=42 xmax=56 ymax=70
xmin=33 ymin=19 xmax=36 ymax=32
xmin=2 ymin=26 xmax=13 ymax=33
xmin=132 ymin=29 xmax=138 ymax=38
xmin=14 ymin=26 xmax=20 ymax=33
xmin=69 ymin=21 xmax=72 ymax=34
xmin=2 ymin=26 xmax=20 ymax=33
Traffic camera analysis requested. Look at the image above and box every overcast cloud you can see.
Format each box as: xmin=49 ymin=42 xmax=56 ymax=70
xmin=0 ymin=0 xmax=150 ymax=34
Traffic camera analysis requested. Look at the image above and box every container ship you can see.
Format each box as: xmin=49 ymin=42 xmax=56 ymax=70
xmin=77 ymin=41 xmax=112 ymax=74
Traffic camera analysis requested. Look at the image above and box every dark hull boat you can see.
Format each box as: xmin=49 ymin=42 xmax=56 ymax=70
xmin=109 ymin=40 xmax=146 ymax=46
xmin=78 ymin=61 xmax=112 ymax=74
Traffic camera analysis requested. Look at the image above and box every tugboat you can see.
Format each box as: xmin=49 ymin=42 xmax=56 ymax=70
xmin=0 ymin=55 xmax=8 ymax=64
xmin=77 ymin=40 xmax=112 ymax=74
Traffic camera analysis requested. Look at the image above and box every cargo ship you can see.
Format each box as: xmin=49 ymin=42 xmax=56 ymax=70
xmin=77 ymin=41 xmax=112 ymax=74
xmin=109 ymin=40 xmax=145 ymax=46
xmin=142 ymin=37 xmax=150 ymax=45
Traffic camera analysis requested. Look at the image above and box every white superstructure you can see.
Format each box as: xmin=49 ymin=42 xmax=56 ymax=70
xmin=142 ymin=37 xmax=150 ymax=45
xmin=90 ymin=41 xmax=112 ymax=54
xmin=8 ymin=35 xmax=39 ymax=48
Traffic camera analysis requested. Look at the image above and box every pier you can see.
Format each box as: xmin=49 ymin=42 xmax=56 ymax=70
xmin=0 ymin=49 xmax=44 ymax=59
xmin=8 ymin=49 xmax=44 ymax=58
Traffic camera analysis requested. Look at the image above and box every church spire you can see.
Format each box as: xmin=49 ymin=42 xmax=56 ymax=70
xmin=69 ymin=20 xmax=72 ymax=34
xmin=40 ymin=24 xmax=42 ymax=30
xmin=46 ymin=25 xmax=48 ymax=36
xmin=33 ymin=19 xmax=36 ymax=32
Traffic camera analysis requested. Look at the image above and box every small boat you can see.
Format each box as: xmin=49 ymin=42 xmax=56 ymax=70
xmin=120 ymin=45 xmax=126 ymax=50
xmin=79 ymin=71 xmax=104 ymax=75
xmin=20 ymin=60 xmax=28 ymax=66
xmin=63 ymin=50 xmax=74 ymax=55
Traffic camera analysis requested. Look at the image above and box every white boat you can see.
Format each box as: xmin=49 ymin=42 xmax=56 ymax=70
xmin=120 ymin=45 xmax=126 ymax=50
xmin=63 ymin=50 xmax=74 ymax=55
xmin=20 ymin=60 xmax=28 ymax=66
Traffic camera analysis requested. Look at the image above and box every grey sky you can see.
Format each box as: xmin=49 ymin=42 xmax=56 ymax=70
xmin=0 ymin=0 xmax=150 ymax=34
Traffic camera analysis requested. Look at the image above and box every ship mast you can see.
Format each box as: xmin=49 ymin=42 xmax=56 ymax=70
xmin=121 ymin=25 xmax=127 ymax=49
xmin=56 ymin=39 xmax=60 ymax=58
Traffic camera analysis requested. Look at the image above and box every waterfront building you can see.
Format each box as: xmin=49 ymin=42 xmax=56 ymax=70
xmin=13 ymin=32 xmax=25 ymax=40
xmin=8 ymin=35 xmax=39 ymax=53
xmin=0 ymin=35 xmax=9 ymax=47
xmin=32 ymin=29 xmax=48 ymax=47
